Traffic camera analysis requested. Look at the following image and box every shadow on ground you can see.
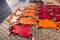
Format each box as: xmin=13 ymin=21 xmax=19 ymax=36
xmin=0 ymin=0 xmax=11 ymax=23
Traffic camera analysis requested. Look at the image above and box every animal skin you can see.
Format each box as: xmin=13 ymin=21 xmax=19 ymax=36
xmin=54 ymin=16 xmax=60 ymax=21
xmin=26 ymin=4 xmax=37 ymax=10
xmin=38 ymin=19 xmax=60 ymax=30
xmin=25 ymin=10 xmax=37 ymax=13
xmin=23 ymin=12 xmax=36 ymax=17
xmin=15 ymin=9 xmax=24 ymax=16
xmin=19 ymin=17 xmax=37 ymax=25
xmin=7 ymin=15 xmax=19 ymax=24
xmin=7 ymin=7 xmax=25 ymax=24
xmin=9 ymin=24 xmax=32 ymax=39
xmin=38 ymin=13 xmax=53 ymax=19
